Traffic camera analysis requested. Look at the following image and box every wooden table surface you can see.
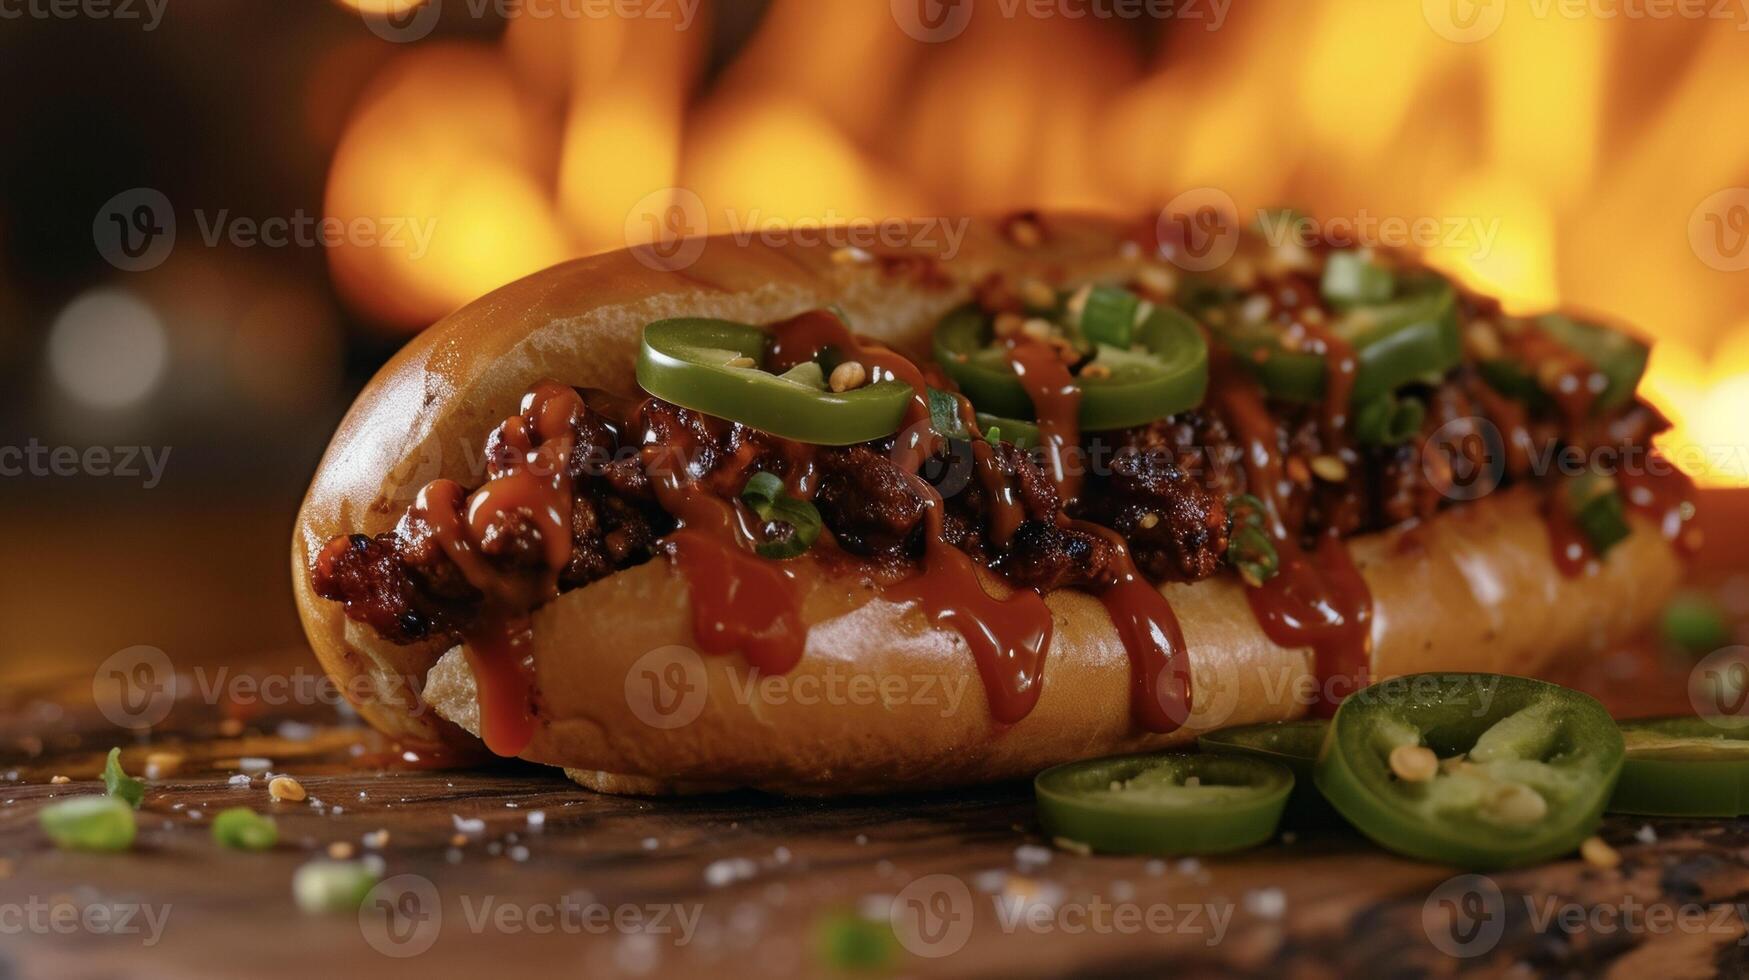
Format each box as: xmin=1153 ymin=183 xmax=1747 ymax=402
xmin=3 ymin=498 xmax=1749 ymax=980
xmin=5 ymin=639 xmax=1749 ymax=980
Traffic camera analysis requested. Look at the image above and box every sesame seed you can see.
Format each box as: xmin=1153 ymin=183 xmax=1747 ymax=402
xmin=828 ymin=360 xmax=868 ymax=393
xmin=268 ymin=776 xmax=306 ymax=803
xmin=1388 ymin=745 xmax=1438 ymax=782
xmin=1019 ymin=278 xmax=1058 ymax=310
xmin=1310 ymin=455 xmax=1349 ymax=483
xmin=1581 ymin=836 xmax=1621 ymax=869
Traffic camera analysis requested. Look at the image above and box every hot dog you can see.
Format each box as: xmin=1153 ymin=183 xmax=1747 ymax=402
xmin=291 ymin=212 xmax=1693 ymax=794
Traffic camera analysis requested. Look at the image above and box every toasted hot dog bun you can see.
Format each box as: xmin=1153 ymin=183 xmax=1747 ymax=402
xmin=292 ymin=214 xmax=1683 ymax=794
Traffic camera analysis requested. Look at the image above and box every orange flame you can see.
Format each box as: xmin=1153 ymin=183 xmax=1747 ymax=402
xmin=325 ymin=0 xmax=1749 ymax=485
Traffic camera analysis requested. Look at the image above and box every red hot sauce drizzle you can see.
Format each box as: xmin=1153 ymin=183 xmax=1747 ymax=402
xmin=407 ymin=381 xmax=585 ymax=757
xmin=767 ymin=311 xmax=1055 ymax=724
xmin=1005 ymin=336 xmax=1194 ymax=733
xmin=1214 ymin=355 xmax=1375 ymax=716
xmin=641 ymin=438 xmax=810 ymax=676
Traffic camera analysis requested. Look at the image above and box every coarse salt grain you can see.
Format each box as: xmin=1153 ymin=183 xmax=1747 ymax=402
xmin=704 ymin=857 xmax=758 ymax=887
xmin=1245 ymin=888 xmax=1286 ymax=920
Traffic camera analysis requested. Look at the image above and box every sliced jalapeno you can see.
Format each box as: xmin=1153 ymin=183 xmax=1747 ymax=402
xmin=932 ymin=302 xmax=1210 ymax=429
xmin=741 ymin=472 xmax=822 ymax=560
xmin=1539 ymin=314 xmax=1649 ymax=411
xmin=1480 ymin=314 xmax=1650 ymax=416
xmin=1609 ymin=717 xmax=1749 ymax=817
xmin=1321 ymin=251 xmax=1395 ymax=306
xmin=1315 ymin=673 xmax=1622 ymax=869
xmin=1199 ymin=719 xmax=1341 ymax=826
xmin=1352 ymin=394 xmax=1426 ymax=447
xmin=974 ymin=412 xmax=1039 ymax=450
xmin=1210 ymin=272 xmax=1461 ymax=406
xmin=637 ymin=318 xmax=913 ymax=445
xmin=1566 ymin=470 xmax=1631 ymax=557
xmin=1035 ymin=752 xmax=1292 ymax=856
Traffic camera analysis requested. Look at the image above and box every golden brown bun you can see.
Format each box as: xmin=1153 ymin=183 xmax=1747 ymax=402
xmin=291 ymin=214 xmax=1683 ymax=793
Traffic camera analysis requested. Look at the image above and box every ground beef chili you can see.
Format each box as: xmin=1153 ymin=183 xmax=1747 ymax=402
xmin=315 ymin=366 xmax=1668 ymax=654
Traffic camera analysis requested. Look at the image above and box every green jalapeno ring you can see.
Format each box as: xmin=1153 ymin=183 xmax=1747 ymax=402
xmin=1209 ymin=273 xmax=1461 ymax=407
xmin=1480 ymin=315 xmax=1650 ymax=416
xmin=638 ymin=318 xmax=914 ymax=446
xmin=1199 ymin=720 xmax=1344 ymax=827
xmin=973 ymin=412 xmax=1039 ymax=449
xmin=742 ymin=472 xmax=823 ymax=560
xmin=932 ymin=302 xmax=1211 ymax=430
xmin=1609 ymin=717 xmax=1749 ymax=817
xmin=1567 ymin=470 xmax=1632 ymax=557
xmin=1035 ymin=752 xmax=1293 ymax=856
xmin=1535 ymin=314 xmax=1650 ymax=413
xmin=1315 ymin=673 xmax=1623 ymax=869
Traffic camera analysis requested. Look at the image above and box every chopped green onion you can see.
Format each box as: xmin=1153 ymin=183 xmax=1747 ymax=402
xmin=1074 ymin=285 xmax=1143 ymax=348
xmin=812 ymin=910 xmax=898 ymax=971
xmin=1662 ymin=592 xmax=1731 ymax=657
xmin=212 ymin=807 xmax=278 ymax=851
xmin=1226 ymin=494 xmax=1269 ymax=531
xmin=1229 ymin=524 xmax=1281 ymax=588
xmin=1320 ymin=252 xmax=1395 ymax=305
xmin=742 ymin=472 xmax=823 ymax=560
xmin=102 ymin=747 xmax=144 ymax=809
xmin=1352 ymin=395 xmax=1426 ymax=447
xmin=293 ymin=860 xmax=381 ymax=915
xmin=975 ymin=413 xmax=1039 ymax=450
xmin=928 ymin=386 xmax=970 ymax=440
xmin=40 ymin=796 xmax=136 ymax=852
xmin=1567 ymin=471 xmax=1631 ymax=557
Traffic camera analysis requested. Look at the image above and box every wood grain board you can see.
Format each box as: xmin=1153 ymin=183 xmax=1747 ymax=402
xmin=5 ymin=637 xmax=1749 ymax=980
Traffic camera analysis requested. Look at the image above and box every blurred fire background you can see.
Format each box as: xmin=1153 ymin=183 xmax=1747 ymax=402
xmin=2 ymin=0 xmax=1747 ymax=681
